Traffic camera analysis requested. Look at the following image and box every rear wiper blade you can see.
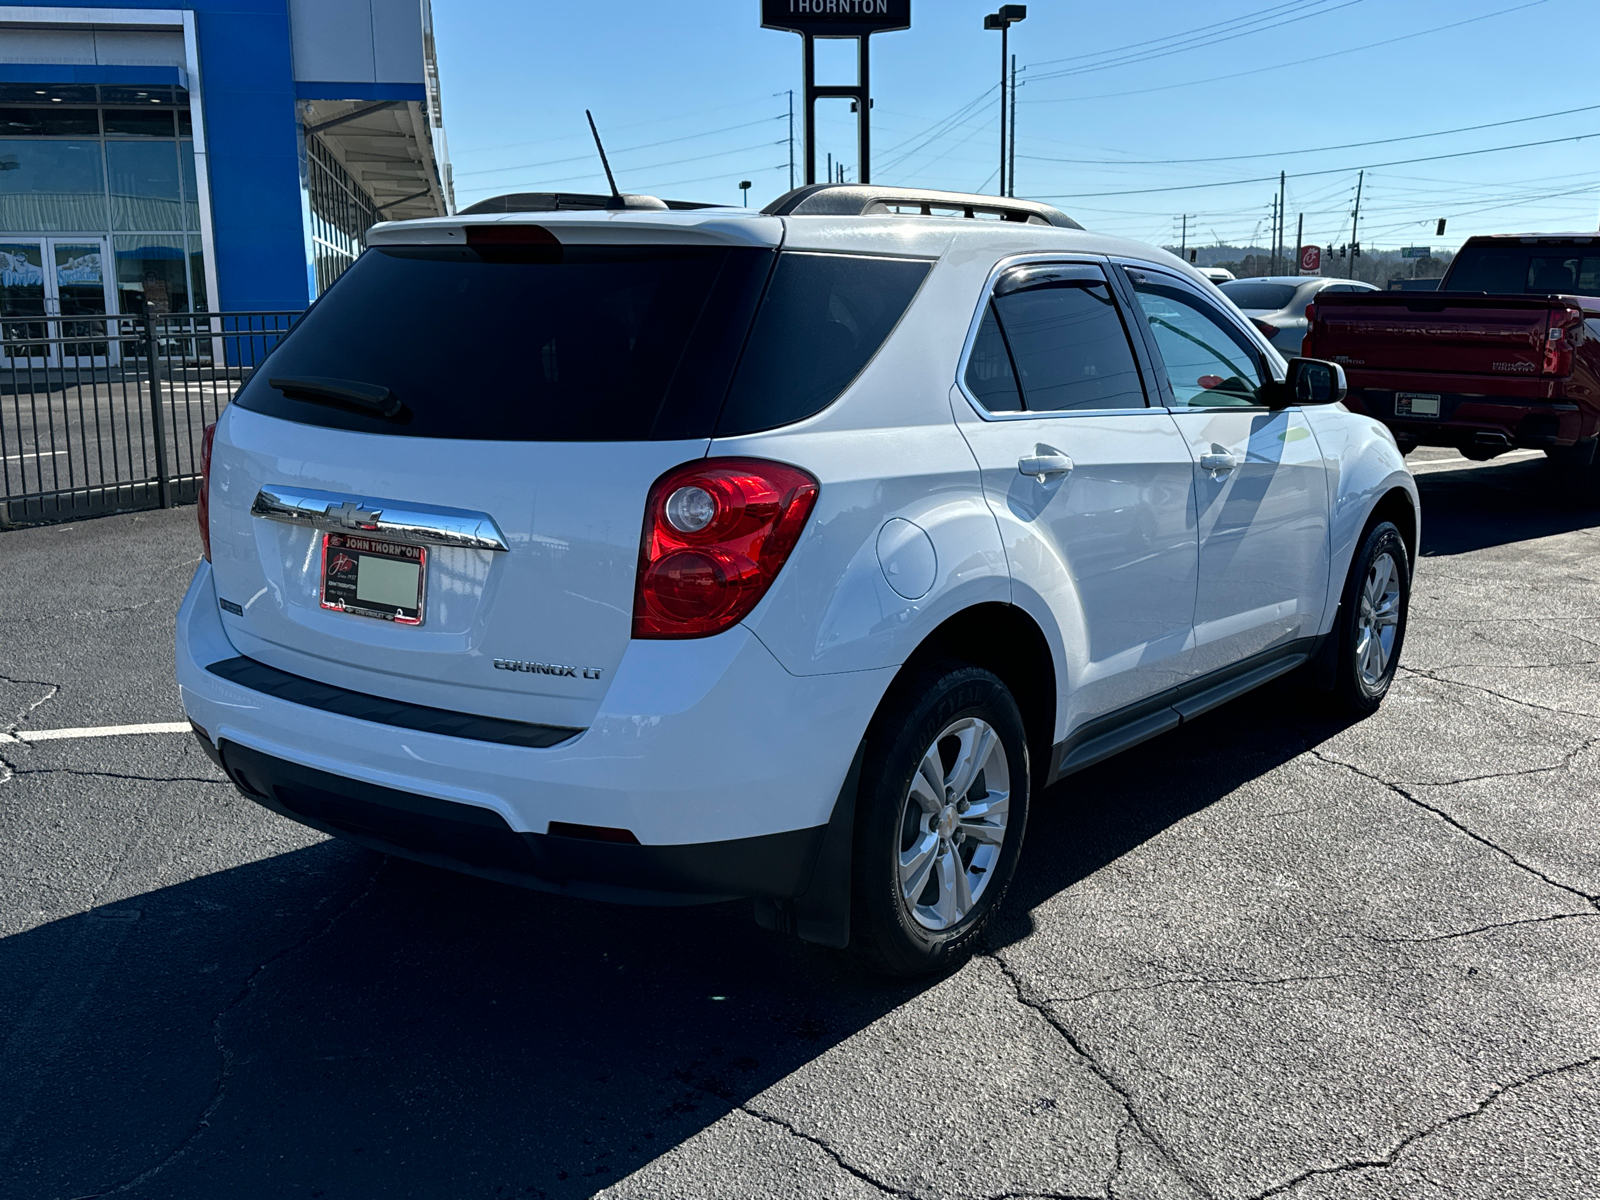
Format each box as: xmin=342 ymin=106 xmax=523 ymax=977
xmin=269 ymin=376 xmax=403 ymax=419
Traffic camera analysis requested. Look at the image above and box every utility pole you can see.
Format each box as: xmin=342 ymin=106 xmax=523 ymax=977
xmin=1294 ymin=211 xmax=1304 ymax=274
xmin=827 ymin=151 xmax=832 ymax=185
xmin=1008 ymin=54 xmax=1018 ymax=197
xmin=786 ymin=90 xmax=794 ymax=191
xmin=1276 ymin=170 xmax=1286 ymax=275
xmin=1349 ymin=169 xmax=1364 ymax=281
xmin=1180 ymin=214 xmax=1188 ymax=259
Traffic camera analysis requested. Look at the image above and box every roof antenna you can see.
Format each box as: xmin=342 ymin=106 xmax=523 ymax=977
xmin=586 ymin=109 xmax=667 ymax=212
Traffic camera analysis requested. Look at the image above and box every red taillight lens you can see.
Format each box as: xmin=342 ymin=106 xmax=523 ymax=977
xmin=1301 ymin=303 xmax=1317 ymax=356
xmin=197 ymin=421 xmax=217 ymax=562
xmin=1251 ymin=317 xmax=1278 ymax=340
xmin=633 ymin=457 xmax=819 ymax=639
xmin=1543 ymin=305 xmax=1583 ymax=377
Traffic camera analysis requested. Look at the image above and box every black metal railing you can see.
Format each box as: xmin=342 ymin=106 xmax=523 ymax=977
xmin=1 ymin=311 xmax=300 ymax=527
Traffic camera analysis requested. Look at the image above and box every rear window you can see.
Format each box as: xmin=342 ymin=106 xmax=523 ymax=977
xmin=1218 ymin=281 xmax=1298 ymax=310
xmin=234 ymin=243 xmax=771 ymax=441
xmin=1445 ymin=244 xmax=1600 ymax=295
xmin=714 ymin=252 xmax=931 ymax=437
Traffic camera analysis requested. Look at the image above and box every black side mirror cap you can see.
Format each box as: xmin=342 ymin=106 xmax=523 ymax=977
xmin=1262 ymin=357 xmax=1347 ymax=409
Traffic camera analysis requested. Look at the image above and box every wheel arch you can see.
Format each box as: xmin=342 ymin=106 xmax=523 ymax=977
xmin=1369 ymin=485 xmax=1419 ymax=566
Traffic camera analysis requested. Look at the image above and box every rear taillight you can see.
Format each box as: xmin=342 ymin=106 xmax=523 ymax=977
xmin=1543 ymin=305 xmax=1583 ymax=378
xmin=197 ymin=421 xmax=217 ymax=562
xmin=1251 ymin=317 xmax=1278 ymax=340
xmin=633 ymin=457 xmax=819 ymax=639
xmin=1301 ymin=303 xmax=1317 ymax=356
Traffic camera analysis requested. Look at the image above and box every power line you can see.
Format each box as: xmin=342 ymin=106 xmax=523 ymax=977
xmin=1037 ymin=129 xmax=1600 ymax=200
xmin=1018 ymin=103 xmax=1600 ymax=167
xmin=462 ymin=140 xmax=787 ymax=192
xmin=456 ymin=116 xmax=786 ymax=178
xmin=1025 ymin=0 xmax=1317 ymax=69
xmin=1022 ymin=0 xmax=1552 ymax=106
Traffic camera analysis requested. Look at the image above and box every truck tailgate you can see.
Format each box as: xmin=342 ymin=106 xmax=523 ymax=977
xmin=1307 ymin=292 xmax=1552 ymax=378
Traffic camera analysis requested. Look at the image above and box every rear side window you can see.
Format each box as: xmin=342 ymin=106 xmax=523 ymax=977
xmin=715 ymin=252 xmax=930 ymax=436
xmin=963 ymin=264 xmax=1146 ymax=412
xmin=234 ymin=243 xmax=770 ymax=441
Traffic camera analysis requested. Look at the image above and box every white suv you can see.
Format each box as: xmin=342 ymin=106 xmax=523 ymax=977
xmin=177 ymin=185 xmax=1418 ymax=976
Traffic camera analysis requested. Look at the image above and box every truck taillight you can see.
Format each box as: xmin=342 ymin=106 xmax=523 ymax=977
xmin=1544 ymin=305 xmax=1583 ymax=378
xmin=198 ymin=421 xmax=217 ymax=562
xmin=1301 ymin=303 xmax=1317 ymax=356
xmin=633 ymin=458 xmax=818 ymax=639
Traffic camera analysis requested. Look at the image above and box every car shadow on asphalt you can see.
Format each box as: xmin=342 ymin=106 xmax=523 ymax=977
xmin=1413 ymin=455 xmax=1600 ymax=556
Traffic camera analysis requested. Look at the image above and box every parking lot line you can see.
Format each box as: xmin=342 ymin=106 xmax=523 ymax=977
xmin=3 ymin=722 xmax=192 ymax=744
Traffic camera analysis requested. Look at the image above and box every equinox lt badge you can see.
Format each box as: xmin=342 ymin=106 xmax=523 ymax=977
xmin=494 ymin=658 xmax=603 ymax=680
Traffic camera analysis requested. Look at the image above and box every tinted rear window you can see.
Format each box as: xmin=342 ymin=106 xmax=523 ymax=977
xmin=714 ymin=252 xmax=930 ymax=436
xmin=1446 ymin=244 xmax=1600 ymax=295
xmin=235 ymin=243 xmax=770 ymax=441
xmin=1218 ymin=282 xmax=1298 ymax=310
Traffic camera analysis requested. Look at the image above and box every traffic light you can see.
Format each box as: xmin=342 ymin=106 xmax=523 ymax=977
xmin=1338 ymin=244 xmax=1346 ymax=259
xmin=1352 ymin=242 xmax=1361 ymax=258
xmin=1436 ymin=218 xmax=1447 ymax=237
xmin=1189 ymin=249 xmax=1198 ymax=263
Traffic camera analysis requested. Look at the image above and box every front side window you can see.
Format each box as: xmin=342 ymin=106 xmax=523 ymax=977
xmin=963 ymin=263 xmax=1146 ymax=413
xmin=1124 ymin=269 xmax=1267 ymax=408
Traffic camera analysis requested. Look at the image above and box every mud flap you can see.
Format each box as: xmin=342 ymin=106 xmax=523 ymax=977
xmin=752 ymin=741 xmax=864 ymax=949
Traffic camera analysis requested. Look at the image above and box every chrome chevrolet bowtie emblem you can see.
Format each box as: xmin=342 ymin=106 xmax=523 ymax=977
xmin=326 ymin=500 xmax=383 ymax=530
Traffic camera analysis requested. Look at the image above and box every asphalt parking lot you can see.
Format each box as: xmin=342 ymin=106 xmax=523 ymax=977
xmin=2 ymin=445 xmax=1597 ymax=1200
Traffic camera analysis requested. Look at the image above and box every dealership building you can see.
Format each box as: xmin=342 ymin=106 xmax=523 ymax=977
xmin=1 ymin=0 xmax=452 ymax=331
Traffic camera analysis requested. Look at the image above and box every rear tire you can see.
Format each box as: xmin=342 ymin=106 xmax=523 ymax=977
xmin=1328 ymin=521 xmax=1410 ymax=716
xmin=851 ymin=662 xmax=1030 ymax=978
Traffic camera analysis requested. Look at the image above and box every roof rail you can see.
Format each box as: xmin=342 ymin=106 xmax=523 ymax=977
xmin=761 ymin=184 xmax=1082 ymax=229
xmin=458 ymin=191 xmax=719 ymax=215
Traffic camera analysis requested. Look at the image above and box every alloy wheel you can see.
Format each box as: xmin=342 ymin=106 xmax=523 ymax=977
xmin=896 ymin=717 xmax=1011 ymax=932
xmin=1355 ymin=550 xmax=1402 ymax=691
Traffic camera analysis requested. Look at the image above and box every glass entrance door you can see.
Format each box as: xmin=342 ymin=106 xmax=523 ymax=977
xmin=0 ymin=238 xmax=116 ymax=368
xmin=0 ymin=242 xmax=49 ymax=367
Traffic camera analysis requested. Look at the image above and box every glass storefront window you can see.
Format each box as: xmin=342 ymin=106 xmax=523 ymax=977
xmin=107 ymin=139 xmax=182 ymax=232
xmin=0 ymin=139 xmax=109 ymax=231
xmin=187 ymin=234 xmax=208 ymax=311
xmin=104 ymin=109 xmax=177 ymax=137
xmin=0 ymin=108 xmax=99 ymax=136
xmin=115 ymin=235 xmax=190 ymax=315
xmin=180 ymin=140 xmax=199 ymax=231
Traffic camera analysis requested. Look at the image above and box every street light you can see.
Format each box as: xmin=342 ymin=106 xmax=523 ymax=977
xmin=739 ymin=180 xmax=752 ymax=206
xmin=984 ymin=5 xmax=1025 ymax=198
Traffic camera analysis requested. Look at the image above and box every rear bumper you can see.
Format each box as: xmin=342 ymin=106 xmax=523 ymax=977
xmin=1345 ymin=386 xmax=1595 ymax=449
xmin=214 ymin=738 xmax=826 ymax=904
xmin=176 ymin=561 xmax=894 ymax=895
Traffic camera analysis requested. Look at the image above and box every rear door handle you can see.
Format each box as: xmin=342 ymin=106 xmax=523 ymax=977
xmin=1019 ymin=453 xmax=1074 ymax=480
xmin=1199 ymin=451 xmax=1238 ymax=474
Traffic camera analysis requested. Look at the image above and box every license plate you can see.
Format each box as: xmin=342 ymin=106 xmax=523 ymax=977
xmin=1395 ymin=392 xmax=1441 ymax=417
xmin=320 ymin=533 xmax=426 ymax=625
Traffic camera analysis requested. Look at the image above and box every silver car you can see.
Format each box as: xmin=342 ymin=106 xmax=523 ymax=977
xmin=1219 ymin=275 xmax=1378 ymax=353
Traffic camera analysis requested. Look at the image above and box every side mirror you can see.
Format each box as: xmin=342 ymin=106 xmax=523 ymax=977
xmin=1262 ymin=357 xmax=1347 ymax=408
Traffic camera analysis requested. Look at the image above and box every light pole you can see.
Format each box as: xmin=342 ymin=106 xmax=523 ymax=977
xmin=983 ymin=6 xmax=1026 ymax=198
xmin=739 ymin=180 xmax=752 ymax=206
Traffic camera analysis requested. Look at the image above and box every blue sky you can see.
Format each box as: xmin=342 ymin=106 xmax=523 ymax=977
xmin=432 ymin=0 xmax=1600 ymax=253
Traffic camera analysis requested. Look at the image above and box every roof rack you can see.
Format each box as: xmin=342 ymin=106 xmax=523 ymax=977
xmin=458 ymin=191 xmax=719 ymax=215
xmin=761 ymin=184 xmax=1081 ymax=229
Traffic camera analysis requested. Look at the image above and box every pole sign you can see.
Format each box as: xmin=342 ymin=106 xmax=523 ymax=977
xmin=1401 ymin=246 xmax=1430 ymax=259
xmin=1299 ymin=244 xmax=1321 ymax=273
xmin=762 ymin=0 xmax=911 ymax=36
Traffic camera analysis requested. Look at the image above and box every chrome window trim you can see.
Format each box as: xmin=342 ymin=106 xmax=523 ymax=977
xmin=251 ymin=486 xmax=510 ymax=552
xmin=954 ymin=252 xmax=1159 ymax=423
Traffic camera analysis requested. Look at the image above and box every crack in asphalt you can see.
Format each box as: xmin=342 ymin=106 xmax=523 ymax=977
xmin=1106 ymin=1115 xmax=1135 ymax=1200
xmin=1399 ymin=663 xmax=1600 ymax=722
xmin=0 ymin=670 xmax=61 ymax=737
xmin=1 ymin=763 xmax=229 ymax=786
xmin=1366 ymin=911 xmax=1600 ymax=945
xmin=1044 ymin=973 xmax=1351 ymax=1006
xmin=82 ymin=857 xmax=388 ymax=1198
xmin=734 ymin=1106 xmax=908 ymax=1197
xmin=1249 ymin=1054 xmax=1600 ymax=1197
xmin=986 ymin=953 xmax=1208 ymax=1200
xmin=1305 ymin=749 xmax=1600 ymax=912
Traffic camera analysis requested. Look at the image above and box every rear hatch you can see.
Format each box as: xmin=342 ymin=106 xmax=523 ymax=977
xmin=1307 ymin=291 xmax=1554 ymax=379
xmin=207 ymin=214 xmax=780 ymax=729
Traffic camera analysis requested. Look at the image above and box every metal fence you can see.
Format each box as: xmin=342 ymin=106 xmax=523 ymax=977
xmin=1 ymin=311 xmax=300 ymax=527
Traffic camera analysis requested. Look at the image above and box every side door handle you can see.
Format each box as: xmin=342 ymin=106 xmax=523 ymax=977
xmin=1199 ymin=450 xmax=1238 ymax=474
xmin=1019 ymin=452 xmax=1074 ymax=481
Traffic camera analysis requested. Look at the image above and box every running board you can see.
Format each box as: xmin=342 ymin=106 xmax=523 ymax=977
xmin=1047 ymin=639 xmax=1320 ymax=784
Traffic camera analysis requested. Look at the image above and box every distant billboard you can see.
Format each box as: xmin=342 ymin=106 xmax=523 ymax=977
xmin=761 ymin=0 xmax=911 ymax=35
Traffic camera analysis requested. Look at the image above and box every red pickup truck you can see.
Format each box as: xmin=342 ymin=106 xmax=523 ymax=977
xmin=1302 ymin=234 xmax=1600 ymax=502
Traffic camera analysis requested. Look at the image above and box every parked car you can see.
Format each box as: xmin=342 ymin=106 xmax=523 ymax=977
xmin=1219 ymin=275 xmax=1379 ymax=352
xmin=1303 ymin=233 xmax=1600 ymax=502
xmin=1199 ymin=266 xmax=1235 ymax=284
xmin=178 ymin=184 xmax=1418 ymax=976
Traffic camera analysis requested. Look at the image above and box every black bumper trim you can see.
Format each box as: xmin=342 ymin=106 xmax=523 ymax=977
xmin=218 ymin=741 xmax=828 ymax=906
xmin=206 ymin=655 xmax=582 ymax=750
